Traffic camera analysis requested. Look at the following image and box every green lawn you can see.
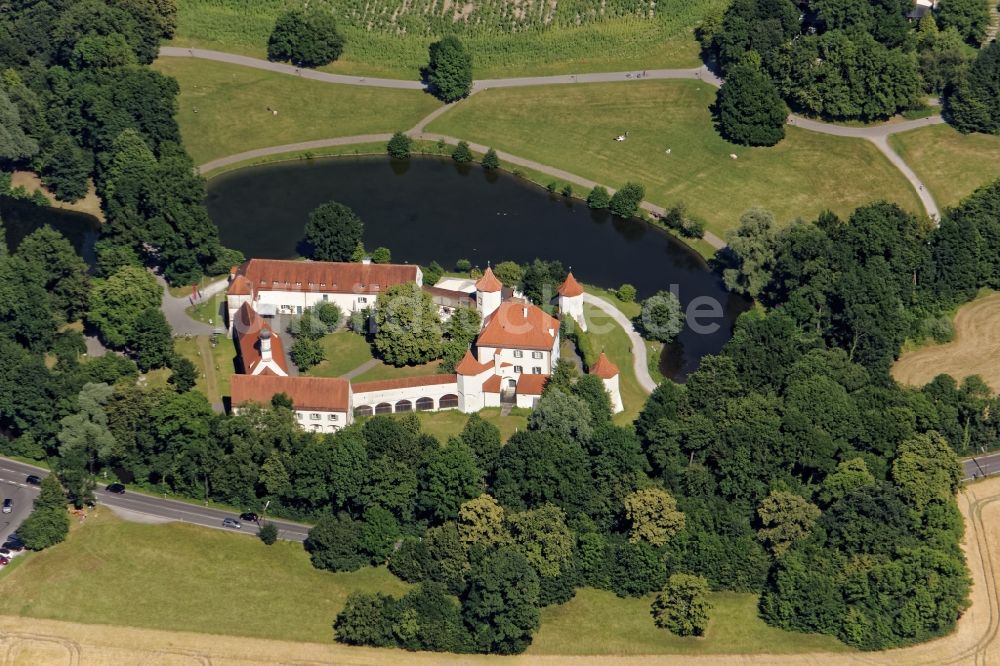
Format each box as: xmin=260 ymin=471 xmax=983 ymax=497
xmin=889 ymin=124 xmax=1000 ymax=209
xmin=352 ymin=358 xmax=444 ymax=382
xmin=428 ymin=81 xmax=925 ymax=237
xmin=529 ymin=588 xmax=850 ymax=655
xmin=306 ymin=330 xmax=375 ymax=378
xmin=174 ymin=335 xmax=238 ymax=404
xmin=383 ymin=406 xmax=529 ymax=443
xmin=583 ymin=302 xmax=647 ymax=425
xmin=151 ymin=57 xmax=442 ymax=165
xmin=171 ymin=0 xmax=721 ymax=79
xmin=0 ymin=511 xmax=408 ymax=643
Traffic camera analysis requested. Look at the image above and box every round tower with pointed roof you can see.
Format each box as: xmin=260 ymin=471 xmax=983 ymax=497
xmin=475 ymin=266 xmax=503 ymax=322
xmin=558 ymin=271 xmax=586 ymax=332
xmin=590 ymin=352 xmax=623 ymax=414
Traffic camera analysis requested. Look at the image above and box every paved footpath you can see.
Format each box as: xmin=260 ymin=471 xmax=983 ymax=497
xmin=164 ymin=47 xmax=944 ymax=227
xmin=582 ymin=293 xmax=658 ymax=394
xmin=157 ymin=274 xmax=229 ymax=336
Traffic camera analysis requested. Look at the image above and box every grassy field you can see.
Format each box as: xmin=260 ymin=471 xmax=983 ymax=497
xmin=152 ymin=58 xmax=441 ymax=165
xmin=428 ymin=81 xmax=925 ymax=237
xmin=0 ymin=511 xmax=409 ymax=642
xmin=893 ymin=291 xmax=1000 ymax=393
xmin=889 ymin=124 xmax=1000 ymax=210
xmin=529 ymin=588 xmax=849 ymax=655
xmin=171 ymin=0 xmax=720 ymax=79
xmin=0 ymin=512 xmax=848 ymax=656
xmin=307 ymin=330 xmax=375 ymax=377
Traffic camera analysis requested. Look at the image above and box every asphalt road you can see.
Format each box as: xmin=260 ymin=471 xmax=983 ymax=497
xmin=964 ymin=451 xmax=1000 ymax=482
xmin=0 ymin=458 xmax=312 ymax=542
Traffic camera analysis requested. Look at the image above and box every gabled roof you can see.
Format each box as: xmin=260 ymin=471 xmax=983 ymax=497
xmin=477 ymin=302 xmax=559 ymax=351
xmin=475 ymin=266 xmax=503 ymax=293
xmin=233 ymin=258 xmax=419 ymax=295
xmin=455 ymin=350 xmax=493 ymax=376
xmin=557 ymin=272 xmax=584 ymax=297
xmin=351 ymin=374 xmax=458 ymax=394
xmin=233 ymin=302 xmax=288 ymax=375
xmin=517 ymin=373 xmax=548 ymax=395
xmin=231 ymin=374 xmax=350 ymax=412
xmin=589 ymin=352 xmax=620 ymax=379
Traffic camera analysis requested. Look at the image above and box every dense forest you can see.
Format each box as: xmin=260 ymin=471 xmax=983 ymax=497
xmin=0 ymin=0 xmax=240 ymax=284
xmin=703 ymin=0 xmax=998 ymax=126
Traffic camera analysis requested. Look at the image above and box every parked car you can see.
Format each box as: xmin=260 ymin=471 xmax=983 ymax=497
xmin=239 ymin=512 xmax=258 ymax=522
xmin=105 ymin=483 xmax=126 ymax=494
xmin=222 ymin=518 xmax=242 ymax=529
xmin=0 ymin=557 xmax=9 ymax=566
xmin=25 ymin=475 xmax=41 ymax=485
xmin=0 ymin=548 xmax=10 ymax=559
xmin=2 ymin=499 xmax=11 ymax=514
xmin=2 ymin=540 xmax=24 ymax=552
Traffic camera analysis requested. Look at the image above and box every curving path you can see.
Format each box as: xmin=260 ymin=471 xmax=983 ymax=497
xmin=156 ymin=274 xmax=229 ymax=335
xmin=582 ymin=293 xmax=658 ymax=394
xmin=164 ymin=46 xmax=944 ymax=224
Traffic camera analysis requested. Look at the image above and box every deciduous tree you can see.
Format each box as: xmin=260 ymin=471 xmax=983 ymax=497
xmin=267 ymin=9 xmax=344 ymax=67
xmin=651 ymin=573 xmax=712 ymax=636
xmin=756 ymin=490 xmax=821 ymax=557
xmin=427 ymin=36 xmax=472 ymax=102
xmin=623 ymin=486 xmax=685 ymax=547
xmin=304 ymin=201 xmax=364 ymax=262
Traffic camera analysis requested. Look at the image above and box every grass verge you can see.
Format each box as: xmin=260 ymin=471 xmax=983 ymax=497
xmin=428 ymin=81 xmax=925 ymax=238
xmin=889 ymin=124 xmax=1000 ymax=210
xmin=383 ymin=406 xmax=529 ymax=443
xmin=306 ymin=330 xmax=375 ymax=378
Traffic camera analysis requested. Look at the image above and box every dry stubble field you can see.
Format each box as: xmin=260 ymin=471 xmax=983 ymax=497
xmin=2 ymin=475 xmax=1000 ymax=665
xmin=893 ymin=292 xmax=1000 ymax=392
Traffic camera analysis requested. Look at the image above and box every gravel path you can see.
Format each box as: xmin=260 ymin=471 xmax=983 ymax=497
xmin=157 ymin=275 xmax=228 ymax=336
xmin=582 ymin=292 xmax=658 ymax=394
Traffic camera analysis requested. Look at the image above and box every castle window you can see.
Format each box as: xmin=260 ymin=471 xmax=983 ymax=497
xmin=514 ymin=365 xmax=523 ymax=374
xmin=310 ymin=413 xmax=321 ymax=420
xmin=513 ymin=350 xmax=523 ymax=358
xmin=328 ymin=414 xmax=339 ymax=421
xmin=532 ymin=367 xmax=542 ymax=374
xmin=532 ymin=351 xmax=543 ymax=359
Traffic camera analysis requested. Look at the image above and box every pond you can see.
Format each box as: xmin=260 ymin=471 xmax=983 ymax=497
xmin=206 ymin=155 xmax=751 ymax=379
xmin=1 ymin=196 xmax=100 ymax=264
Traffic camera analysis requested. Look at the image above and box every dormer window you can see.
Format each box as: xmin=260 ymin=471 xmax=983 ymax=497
xmin=296 ymin=282 xmax=302 ymax=287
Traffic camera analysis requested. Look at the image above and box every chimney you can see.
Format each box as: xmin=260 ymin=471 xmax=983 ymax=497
xmin=522 ymin=305 xmax=528 ymax=318
xmin=229 ymin=265 xmax=237 ymax=281
xmin=494 ymin=351 xmax=501 ymax=373
xmin=260 ymin=328 xmax=272 ymax=363
xmin=548 ymin=327 xmax=554 ymax=337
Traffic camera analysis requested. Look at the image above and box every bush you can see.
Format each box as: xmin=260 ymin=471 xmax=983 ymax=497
xmin=290 ymin=337 xmax=324 ymax=370
xmin=636 ymin=290 xmax=684 ymax=343
xmin=267 ymin=9 xmax=344 ymax=68
xmin=455 ymin=259 xmax=472 ymax=272
xmin=561 ymin=183 xmax=573 ymax=197
xmin=371 ymin=246 xmax=392 ymax=263
xmin=617 ymin=284 xmax=637 ymax=303
xmin=348 ymin=308 xmax=371 ymax=336
xmin=609 ymin=182 xmax=645 ymax=218
xmin=482 ymin=148 xmax=500 ymax=170
xmin=651 ymin=573 xmax=712 ymax=636
xmin=314 ymin=301 xmax=343 ymax=328
xmin=587 ymin=185 xmax=611 ymax=209
xmin=259 ymin=522 xmax=279 ymax=545
xmin=923 ymin=315 xmax=956 ymax=343
xmin=451 ymin=141 xmax=473 ymax=163
xmin=387 ymin=132 xmax=413 ymax=160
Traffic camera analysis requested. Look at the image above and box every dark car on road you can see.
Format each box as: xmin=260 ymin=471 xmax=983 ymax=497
xmin=222 ymin=518 xmax=242 ymax=529
xmin=105 ymin=483 xmax=126 ymax=494
xmin=2 ymin=540 xmax=23 ymax=552
xmin=239 ymin=512 xmax=258 ymax=522
xmin=25 ymin=475 xmax=41 ymax=485
xmin=2 ymin=499 xmax=10 ymax=514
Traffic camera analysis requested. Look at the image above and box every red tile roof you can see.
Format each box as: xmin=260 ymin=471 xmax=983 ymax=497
xmin=475 ymin=267 xmax=503 ymax=293
xmin=455 ymin=351 xmax=493 ymax=376
xmin=557 ymin=272 xmax=584 ymax=297
xmin=517 ymin=373 xmax=548 ymax=395
xmin=482 ymin=375 xmax=502 ymax=393
xmin=231 ymin=374 xmax=350 ymax=412
xmin=477 ymin=302 xmax=559 ymax=351
xmin=351 ymin=374 xmax=458 ymax=394
xmin=234 ymin=259 xmax=419 ymax=295
xmin=590 ymin=352 xmax=620 ymax=378
xmin=234 ymin=303 xmax=289 ymax=375
xmin=228 ymin=274 xmax=252 ymax=296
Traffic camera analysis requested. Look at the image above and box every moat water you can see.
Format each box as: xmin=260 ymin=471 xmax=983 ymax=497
xmin=204 ymin=155 xmax=751 ymax=379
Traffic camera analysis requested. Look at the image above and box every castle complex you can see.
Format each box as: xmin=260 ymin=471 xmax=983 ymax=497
xmin=227 ymin=259 xmax=622 ymax=431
